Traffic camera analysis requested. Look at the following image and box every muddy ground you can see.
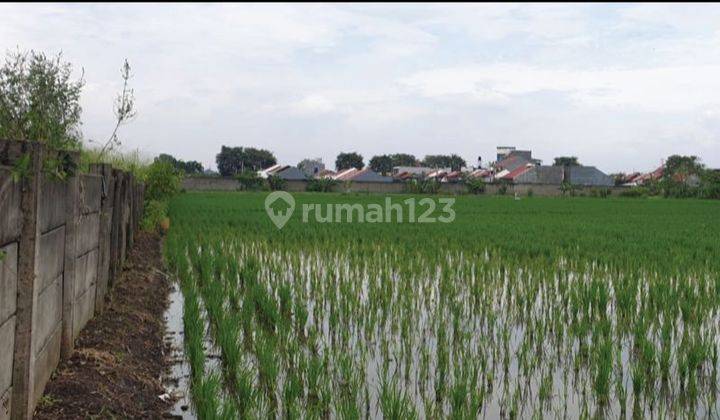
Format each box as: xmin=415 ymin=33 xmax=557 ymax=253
xmin=34 ymin=231 xmax=172 ymax=419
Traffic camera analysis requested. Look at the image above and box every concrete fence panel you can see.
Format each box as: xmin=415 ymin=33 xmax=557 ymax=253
xmin=0 ymin=140 xmax=144 ymax=420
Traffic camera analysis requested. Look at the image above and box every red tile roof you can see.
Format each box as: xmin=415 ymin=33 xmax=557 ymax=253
xmin=500 ymin=164 xmax=532 ymax=181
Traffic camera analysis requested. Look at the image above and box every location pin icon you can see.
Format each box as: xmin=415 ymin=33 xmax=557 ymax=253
xmin=265 ymin=191 xmax=295 ymax=229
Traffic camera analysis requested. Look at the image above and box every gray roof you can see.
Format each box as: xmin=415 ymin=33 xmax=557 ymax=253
xmin=514 ymin=166 xmax=564 ymax=184
xmin=568 ymin=166 xmax=613 ymax=186
xmin=514 ymin=165 xmax=613 ymax=186
xmin=496 ymin=155 xmax=531 ymax=172
xmin=275 ymin=167 xmax=308 ymax=180
xmin=353 ymin=169 xmax=393 ymax=183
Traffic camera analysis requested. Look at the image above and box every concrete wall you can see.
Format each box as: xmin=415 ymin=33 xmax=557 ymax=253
xmin=0 ymin=140 xmax=144 ymax=420
xmin=183 ymin=176 xmax=628 ymax=197
xmin=182 ymin=176 xmax=239 ymax=191
xmin=0 ymin=166 xmax=20 ymax=420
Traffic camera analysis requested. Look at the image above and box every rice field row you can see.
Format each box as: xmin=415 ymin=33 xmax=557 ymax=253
xmin=165 ymin=192 xmax=720 ymax=419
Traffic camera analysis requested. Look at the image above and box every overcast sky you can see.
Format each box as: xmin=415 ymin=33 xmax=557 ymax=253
xmin=2 ymin=3 xmax=720 ymax=172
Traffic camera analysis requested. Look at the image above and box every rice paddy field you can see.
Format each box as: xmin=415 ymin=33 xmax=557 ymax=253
xmin=164 ymin=192 xmax=720 ymax=419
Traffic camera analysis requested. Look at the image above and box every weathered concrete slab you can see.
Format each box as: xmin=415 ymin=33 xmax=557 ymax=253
xmin=75 ymin=249 xmax=98 ymax=299
xmin=0 ymin=169 xmax=21 ymax=246
xmin=94 ymin=204 xmax=113 ymax=312
xmin=61 ymin=176 xmax=78 ymax=360
xmin=0 ymin=315 xmax=15 ymax=420
xmin=38 ymin=227 xmax=65 ymax=293
xmin=30 ymin=322 xmax=60 ymax=414
xmin=72 ymin=287 xmax=95 ymax=339
xmin=0 ymin=244 xmax=15 ymax=418
xmin=32 ymin=276 xmax=62 ymax=357
xmin=0 ymin=243 xmax=17 ymax=326
xmin=39 ymin=177 xmax=67 ymax=234
xmin=79 ymin=174 xmax=102 ymax=215
xmin=0 ymin=385 xmax=11 ymax=420
xmin=76 ymin=213 xmax=100 ymax=257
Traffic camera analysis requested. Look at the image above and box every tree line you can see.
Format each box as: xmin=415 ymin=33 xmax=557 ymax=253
xmin=210 ymin=147 xmax=471 ymax=177
xmin=336 ymin=152 xmax=467 ymax=174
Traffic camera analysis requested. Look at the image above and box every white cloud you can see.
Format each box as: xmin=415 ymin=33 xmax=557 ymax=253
xmin=290 ymin=94 xmax=337 ymax=115
xmin=401 ymin=64 xmax=720 ymax=113
xmin=1 ymin=3 xmax=719 ymax=171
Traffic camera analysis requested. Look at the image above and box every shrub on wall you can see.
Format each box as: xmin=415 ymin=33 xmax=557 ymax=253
xmin=141 ymin=199 xmax=168 ymax=233
xmin=236 ymin=171 xmax=265 ymax=191
xmin=142 ymin=160 xmax=181 ymax=232
xmin=404 ymin=178 xmax=440 ymax=194
xmin=465 ymin=177 xmax=486 ymax=194
xmin=307 ymin=178 xmax=338 ymax=192
xmin=145 ymin=161 xmax=181 ymax=201
xmin=267 ymin=175 xmax=287 ymax=191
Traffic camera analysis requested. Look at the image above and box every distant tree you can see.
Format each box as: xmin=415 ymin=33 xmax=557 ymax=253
xmin=335 ymin=152 xmax=364 ymax=171
xmin=297 ymin=158 xmax=324 ymax=176
xmin=553 ymin=156 xmax=580 ymax=166
xmin=390 ymin=153 xmax=418 ymax=167
xmin=448 ymin=154 xmax=467 ymax=171
xmin=215 ymin=145 xmax=277 ymax=176
xmin=369 ymin=155 xmax=393 ymax=175
xmin=700 ymin=169 xmax=720 ymax=199
xmin=155 ymin=153 xmax=204 ymax=175
xmin=243 ymin=147 xmax=277 ymax=171
xmin=0 ymin=49 xmax=84 ymax=149
xmin=216 ymin=146 xmax=243 ymax=176
xmin=155 ymin=153 xmax=178 ymax=166
xmin=182 ymin=160 xmax=203 ymax=175
xmin=663 ymin=155 xmax=703 ymax=179
xmin=659 ymin=155 xmax=705 ymax=198
xmin=422 ymin=154 xmax=466 ymax=171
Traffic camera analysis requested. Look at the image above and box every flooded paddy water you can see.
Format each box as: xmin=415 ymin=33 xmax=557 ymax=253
xmin=164 ymin=193 xmax=720 ymax=418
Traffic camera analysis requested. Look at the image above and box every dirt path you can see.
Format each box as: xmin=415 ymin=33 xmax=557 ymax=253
xmin=34 ymin=231 xmax=172 ymax=419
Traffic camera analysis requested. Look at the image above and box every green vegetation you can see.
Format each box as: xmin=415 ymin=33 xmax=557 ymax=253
xmin=0 ymin=49 xmax=84 ymax=150
xmin=267 ymin=174 xmax=287 ymax=191
xmin=79 ymin=147 xmax=151 ymax=179
xmin=464 ymin=176 xmax=486 ymax=194
xmin=235 ymin=171 xmax=265 ymax=191
xmin=216 ymin=146 xmax=277 ymax=177
xmin=553 ymin=156 xmax=580 ymax=166
xmin=404 ymin=178 xmax=440 ymax=194
xmin=141 ymin=160 xmax=181 ymax=232
xmin=155 ymin=153 xmax=203 ymax=175
xmin=165 ymin=192 xmax=720 ymax=418
xmin=306 ymin=177 xmax=338 ymax=192
xmin=421 ymin=154 xmax=466 ymax=171
xmin=335 ymin=152 xmax=364 ymax=171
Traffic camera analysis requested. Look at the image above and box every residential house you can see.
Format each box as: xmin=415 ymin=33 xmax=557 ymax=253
xmin=567 ymin=166 xmax=614 ymax=186
xmin=498 ymin=164 xmax=535 ymax=182
xmin=515 ymin=165 xmax=613 ymax=186
xmin=335 ymin=168 xmax=393 ymax=183
xmin=258 ymin=164 xmax=308 ymax=180
xmin=392 ymin=166 xmax=449 ymax=177
xmin=274 ymin=166 xmax=308 ymax=181
xmin=258 ymin=164 xmax=284 ymax=178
